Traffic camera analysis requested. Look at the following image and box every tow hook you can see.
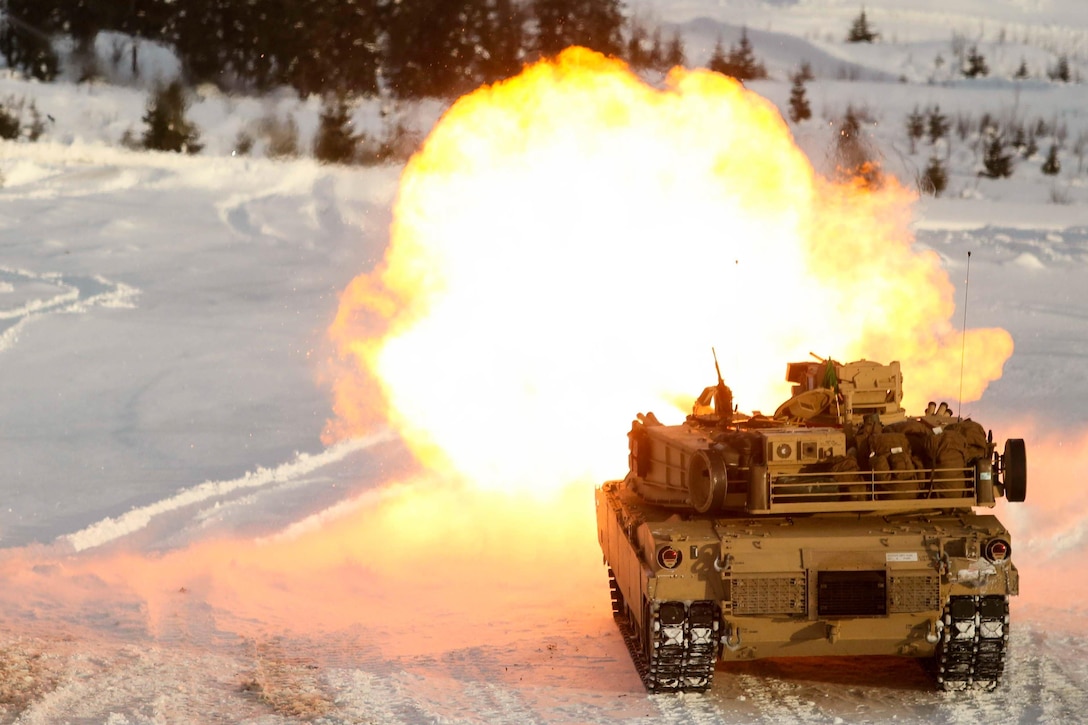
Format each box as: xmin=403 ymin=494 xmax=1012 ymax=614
xmin=722 ymin=622 xmax=742 ymax=651
xmin=926 ymin=618 xmax=943 ymax=644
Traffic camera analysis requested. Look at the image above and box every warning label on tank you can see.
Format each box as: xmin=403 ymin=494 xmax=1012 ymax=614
xmin=886 ymin=552 xmax=919 ymax=562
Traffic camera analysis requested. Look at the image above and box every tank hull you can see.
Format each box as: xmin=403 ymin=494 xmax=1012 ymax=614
xmin=596 ymin=480 xmax=1017 ymax=690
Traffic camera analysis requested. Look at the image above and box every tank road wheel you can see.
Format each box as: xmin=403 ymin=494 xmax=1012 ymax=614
xmin=1002 ymin=439 xmax=1027 ymax=502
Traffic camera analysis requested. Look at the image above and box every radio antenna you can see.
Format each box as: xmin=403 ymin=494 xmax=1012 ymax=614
xmin=957 ymin=251 xmax=972 ymax=422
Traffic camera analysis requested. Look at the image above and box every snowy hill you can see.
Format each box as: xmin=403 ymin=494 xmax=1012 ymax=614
xmin=0 ymin=2 xmax=1087 ymax=723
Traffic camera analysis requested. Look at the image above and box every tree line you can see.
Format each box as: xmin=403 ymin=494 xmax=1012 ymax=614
xmin=1 ymin=0 xmax=635 ymax=98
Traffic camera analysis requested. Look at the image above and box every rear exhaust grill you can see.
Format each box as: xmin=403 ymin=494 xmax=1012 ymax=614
xmin=817 ymin=570 xmax=887 ymax=617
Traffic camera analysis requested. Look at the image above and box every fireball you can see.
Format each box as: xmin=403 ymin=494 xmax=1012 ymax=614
xmin=326 ymin=47 xmax=1013 ymax=495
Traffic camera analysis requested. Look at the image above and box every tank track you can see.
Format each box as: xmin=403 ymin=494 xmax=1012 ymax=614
xmin=935 ymin=594 xmax=1010 ymax=691
xmin=607 ymin=568 xmax=719 ymax=693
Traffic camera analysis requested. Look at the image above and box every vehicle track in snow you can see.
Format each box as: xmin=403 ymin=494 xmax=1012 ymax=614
xmin=0 ymin=266 xmax=138 ymax=354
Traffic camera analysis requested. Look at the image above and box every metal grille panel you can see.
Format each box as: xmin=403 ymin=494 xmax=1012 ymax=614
xmin=889 ymin=573 xmax=940 ymax=613
xmin=817 ymin=570 xmax=887 ymax=616
xmin=731 ymin=576 xmax=807 ymax=615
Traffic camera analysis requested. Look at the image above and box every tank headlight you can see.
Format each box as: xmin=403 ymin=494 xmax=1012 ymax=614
xmin=657 ymin=545 xmax=683 ymax=569
xmin=984 ymin=538 xmax=1011 ymax=562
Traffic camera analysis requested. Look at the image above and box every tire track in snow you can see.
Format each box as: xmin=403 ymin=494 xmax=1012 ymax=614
xmin=731 ymin=671 xmax=827 ymax=725
xmin=651 ymin=691 xmax=729 ymax=725
xmin=62 ymin=431 xmax=395 ymax=553
xmin=0 ymin=266 xmax=139 ymax=354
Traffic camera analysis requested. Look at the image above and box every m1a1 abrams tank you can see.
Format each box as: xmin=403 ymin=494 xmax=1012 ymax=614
xmin=596 ymin=356 xmax=1025 ymax=693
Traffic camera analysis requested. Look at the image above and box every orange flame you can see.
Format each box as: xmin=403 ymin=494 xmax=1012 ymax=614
xmin=326 ymin=47 xmax=1013 ymax=495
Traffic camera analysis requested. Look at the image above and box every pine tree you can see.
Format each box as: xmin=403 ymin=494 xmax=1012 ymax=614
xmin=663 ymin=30 xmax=686 ymax=69
xmin=1014 ymin=58 xmax=1029 ymax=79
xmin=531 ymin=0 xmax=625 ymax=58
xmin=1041 ymin=144 xmax=1061 ymax=175
xmin=385 ymin=0 xmax=481 ymax=98
xmin=788 ymin=75 xmax=811 ymax=123
xmin=847 ymin=8 xmax=879 ymax=43
xmin=1010 ymin=123 xmax=1027 ymax=154
xmin=927 ymin=105 xmax=950 ymax=145
xmin=981 ymin=135 xmax=1013 ymax=178
xmin=313 ymin=96 xmax=359 ymax=164
xmin=0 ymin=15 xmax=60 ymax=81
xmin=141 ymin=81 xmax=202 ymax=154
xmin=625 ymin=21 xmax=651 ymax=70
xmin=452 ymin=0 xmax=527 ymax=89
xmin=0 ymin=105 xmax=20 ymax=140
xmin=906 ymin=105 xmax=925 ymax=153
xmin=647 ymin=27 xmax=665 ymax=71
xmin=282 ymin=0 xmax=383 ymax=97
xmin=921 ymin=155 xmax=948 ymax=196
xmin=476 ymin=0 xmax=527 ymax=85
xmin=170 ymin=0 xmax=226 ymax=86
xmin=723 ymin=28 xmax=767 ymax=82
xmin=833 ymin=107 xmax=882 ymax=187
xmin=964 ymin=45 xmax=989 ymax=77
xmin=1049 ymin=55 xmax=1071 ymax=82
xmin=1024 ymin=131 xmax=1039 ymax=159
xmin=706 ymin=36 xmax=729 ymax=75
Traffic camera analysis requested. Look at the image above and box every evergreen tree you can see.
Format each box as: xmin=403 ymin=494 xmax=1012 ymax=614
xmin=386 ymin=0 xmax=526 ymax=98
xmin=1010 ymin=123 xmax=1027 ymax=154
xmin=282 ymin=0 xmax=383 ymax=97
xmin=475 ymin=0 xmax=527 ymax=85
xmin=927 ymin=105 xmax=950 ymax=145
xmin=1023 ymin=131 xmax=1039 ymax=159
xmin=385 ymin=0 xmax=470 ymax=98
xmin=169 ymin=0 xmax=228 ymax=86
xmin=981 ymin=135 xmax=1013 ymax=178
xmin=141 ymin=81 xmax=202 ymax=154
xmin=646 ymin=27 xmax=665 ymax=71
xmin=0 ymin=14 xmax=60 ymax=81
xmin=1049 ymin=55 xmax=1071 ymax=82
xmin=1041 ymin=144 xmax=1061 ymax=175
xmin=846 ymin=8 xmax=879 ymax=43
xmin=313 ymin=96 xmax=359 ymax=164
xmin=531 ymin=0 xmax=625 ymax=58
xmin=663 ymin=30 xmax=686 ymax=69
xmin=795 ymin=60 xmax=814 ymax=82
xmin=722 ymin=28 xmax=767 ymax=82
xmin=625 ymin=20 xmax=651 ymax=70
xmin=788 ymin=74 xmax=811 ymax=123
xmin=833 ymin=107 xmax=882 ymax=187
xmin=0 ymin=105 xmax=20 ymax=140
xmin=1014 ymin=57 xmax=1029 ymax=80
xmin=906 ymin=105 xmax=925 ymax=153
xmin=921 ymin=155 xmax=948 ymax=196
xmin=706 ymin=36 xmax=729 ymax=75
xmin=964 ymin=45 xmax=989 ymax=78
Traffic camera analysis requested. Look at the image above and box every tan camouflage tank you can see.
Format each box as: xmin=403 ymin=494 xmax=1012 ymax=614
xmin=596 ymin=356 xmax=1025 ymax=692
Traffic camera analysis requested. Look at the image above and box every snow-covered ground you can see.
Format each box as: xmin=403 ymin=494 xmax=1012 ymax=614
xmin=0 ymin=1 xmax=1087 ymax=723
